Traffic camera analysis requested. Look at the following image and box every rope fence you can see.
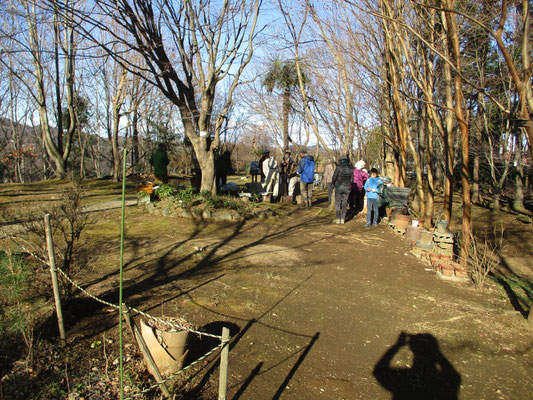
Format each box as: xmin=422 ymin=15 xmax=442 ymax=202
xmin=55 ymin=265 xmax=223 ymax=339
xmin=2 ymin=195 xmax=231 ymax=398
xmin=127 ymin=341 xmax=226 ymax=399
xmin=51 ymin=250 xmax=229 ymax=399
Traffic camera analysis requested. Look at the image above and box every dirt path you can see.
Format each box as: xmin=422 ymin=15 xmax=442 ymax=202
xmin=64 ymin=199 xmax=533 ymax=399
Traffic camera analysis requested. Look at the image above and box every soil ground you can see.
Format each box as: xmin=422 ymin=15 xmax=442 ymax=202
xmin=1 ymin=178 xmax=533 ymax=399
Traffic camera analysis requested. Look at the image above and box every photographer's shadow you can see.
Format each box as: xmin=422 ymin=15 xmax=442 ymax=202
xmin=373 ymin=332 xmax=461 ymax=400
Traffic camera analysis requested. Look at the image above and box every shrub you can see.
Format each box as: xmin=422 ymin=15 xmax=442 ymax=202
xmin=17 ymin=182 xmax=91 ymax=299
xmin=205 ymin=195 xmax=224 ymax=209
xmin=136 ymin=190 xmax=149 ymax=199
xmin=174 ymin=187 xmax=198 ymax=207
xmin=0 ymin=250 xmax=40 ymax=363
xmin=199 ymin=189 xmax=212 ymax=199
xmin=468 ymin=228 xmax=504 ymax=289
xmin=155 ymin=184 xmax=176 ymax=200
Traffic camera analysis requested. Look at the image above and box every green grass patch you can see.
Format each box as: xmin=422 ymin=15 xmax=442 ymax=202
xmin=491 ymin=274 xmax=533 ymax=308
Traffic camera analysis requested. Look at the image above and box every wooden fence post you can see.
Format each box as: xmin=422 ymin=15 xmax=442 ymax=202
xmin=218 ymin=327 xmax=230 ymax=400
xmin=44 ymin=214 xmax=66 ymax=346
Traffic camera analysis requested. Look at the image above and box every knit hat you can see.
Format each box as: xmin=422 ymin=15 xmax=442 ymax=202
xmin=355 ymin=160 xmax=365 ymax=170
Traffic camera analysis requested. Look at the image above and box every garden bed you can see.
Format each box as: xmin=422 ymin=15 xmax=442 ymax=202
xmin=138 ymin=184 xmax=279 ymax=221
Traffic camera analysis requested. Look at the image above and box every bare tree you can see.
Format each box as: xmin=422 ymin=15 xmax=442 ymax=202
xmin=0 ymin=0 xmax=81 ymax=179
xmin=68 ymin=0 xmax=263 ymax=192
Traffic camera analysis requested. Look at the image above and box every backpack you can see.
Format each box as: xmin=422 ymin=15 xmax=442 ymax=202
xmin=301 ymin=158 xmax=315 ymax=183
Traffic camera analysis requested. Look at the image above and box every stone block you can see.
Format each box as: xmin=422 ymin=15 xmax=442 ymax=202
xmin=214 ymin=211 xmax=233 ymax=220
xmin=138 ymin=196 xmax=151 ymax=205
xmin=177 ymin=209 xmax=192 ymax=218
xmin=281 ymin=196 xmax=293 ymax=205
xmin=264 ymin=209 xmax=277 ymax=218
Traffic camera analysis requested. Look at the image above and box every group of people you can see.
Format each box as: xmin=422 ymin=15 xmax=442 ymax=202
xmin=258 ymin=149 xmax=316 ymax=206
xmin=325 ymin=157 xmax=383 ymax=226
xmin=150 ymin=144 xmax=382 ymax=227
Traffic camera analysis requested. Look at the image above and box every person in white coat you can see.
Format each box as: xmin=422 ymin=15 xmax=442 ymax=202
xmin=262 ymin=150 xmax=280 ymax=198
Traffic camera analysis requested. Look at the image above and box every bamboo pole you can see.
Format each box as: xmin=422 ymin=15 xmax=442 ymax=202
xmin=44 ymin=214 xmax=66 ymax=346
xmin=218 ymin=327 xmax=230 ymax=400
xmin=119 ymin=148 xmax=127 ymax=399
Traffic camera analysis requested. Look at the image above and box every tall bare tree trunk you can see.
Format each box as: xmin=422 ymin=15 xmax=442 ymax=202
xmin=444 ymin=2 xmax=472 ymax=266
xmin=282 ymin=88 xmax=291 ymax=150
xmin=472 ymin=92 xmax=484 ymax=204
xmin=132 ymin=108 xmax=140 ymax=169
xmin=425 ymin=114 xmax=435 ymax=227
xmin=77 ymin=126 xmax=87 ymax=179
xmin=25 ymin=0 xmax=77 ymax=179
xmin=513 ymin=128 xmax=529 ymax=214
xmin=442 ymin=28 xmax=455 ymax=223
xmin=111 ymin=69 xmax=127 ymax=182
xmin=494 ymin=0 xmax=533 ymax=161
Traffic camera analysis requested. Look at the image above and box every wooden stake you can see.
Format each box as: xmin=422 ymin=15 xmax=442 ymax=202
xmin=121 ymin=304 xmax=171 ymax=398
xmin=44 ymin=214 xmax=66 ymax=346
xmin=218 ymin=327 xmax=230 ymax=400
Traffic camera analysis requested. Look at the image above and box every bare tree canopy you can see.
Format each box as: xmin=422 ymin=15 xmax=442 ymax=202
xmin=56 ymin=0 xmax=263 ymax=191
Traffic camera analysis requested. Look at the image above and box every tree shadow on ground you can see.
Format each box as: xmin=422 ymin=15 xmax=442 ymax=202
xmin=38 ymin=212 xmax=326 ymax=340
xmin=175 ymin=274 xmax=319 ymax=399
xmin=495 ymin=276 xmax=529 ymax=317
xmin=373 ymin=332 xmax=461 ymax=400
xmin=493 ymin=257 xmax=533 ymax=319
xmin=32 ymin=211 xmax=328 ymax=399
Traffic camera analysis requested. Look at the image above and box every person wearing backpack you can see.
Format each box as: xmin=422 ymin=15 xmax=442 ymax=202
xmin=332 ymin=156 xmax=353 ymax=224
xmin=297 ymin=150 xmax=316 ymax=207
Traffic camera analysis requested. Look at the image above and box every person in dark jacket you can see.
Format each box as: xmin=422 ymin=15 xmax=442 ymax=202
xmin=280 ymin=150 xmax=297 ymax=197
xmin=150 ymin=143 xmax=170 ymax=183
xmin=215 ymin=150 xmax=233 ymax=192
xmin=297 ymin=150 xmax=316 ymax=207
xmin=332 ymin=156 xmax=353 ymax=224
xmin=258 ymin=150 xmax=269 ymax=183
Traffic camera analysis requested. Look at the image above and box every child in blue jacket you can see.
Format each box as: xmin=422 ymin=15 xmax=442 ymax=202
xmin=364 ymin=168 xmax=383 ymax=227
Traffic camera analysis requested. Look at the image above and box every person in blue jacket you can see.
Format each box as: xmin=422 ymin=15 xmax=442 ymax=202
xmin=364 ymin=167 xmax=383 ymax=227
xmin=297 ymin=150 xmax=315 ymax=207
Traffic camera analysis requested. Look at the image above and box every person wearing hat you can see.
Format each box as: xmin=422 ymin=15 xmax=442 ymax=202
xmin=352 ymin=160 xmax=369 ymax=213
xmin=331 ymin=155 xmax=353 ymax=224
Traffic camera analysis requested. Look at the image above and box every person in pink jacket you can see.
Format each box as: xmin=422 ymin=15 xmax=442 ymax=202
xmin=351 ymin=160 xmax=369 ymax=213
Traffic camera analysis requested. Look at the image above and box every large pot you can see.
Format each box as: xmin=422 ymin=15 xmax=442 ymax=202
xmin=405 ymin=226 xmax=421 ymax=243
xmin=419 ymin=230 xmax=433 ymax=245
xmin=436 ymin=219 xmax=449 ymax=234
xmin=395 ymin=214 xmax=411 ymax=230
xmin=140 ymin=319 xmax=189 ymax=376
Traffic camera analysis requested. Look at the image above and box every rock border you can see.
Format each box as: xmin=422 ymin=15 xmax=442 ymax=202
xmin=139 ymin=199 xmax=278 ymax=221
